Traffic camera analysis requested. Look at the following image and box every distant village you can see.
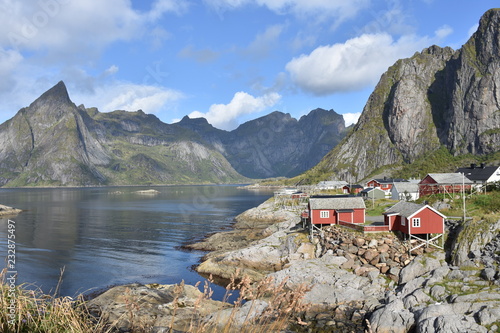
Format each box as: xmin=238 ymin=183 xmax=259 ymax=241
xmin=271 ymin=163 xmax=500 ymax=254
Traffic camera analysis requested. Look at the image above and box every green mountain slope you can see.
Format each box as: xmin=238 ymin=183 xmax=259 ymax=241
xmin=292 ymin=9 xmax=500 ymax=184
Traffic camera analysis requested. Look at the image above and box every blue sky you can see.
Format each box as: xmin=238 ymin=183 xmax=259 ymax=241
xmin=0 ymin=1 xmax=497 ymax=130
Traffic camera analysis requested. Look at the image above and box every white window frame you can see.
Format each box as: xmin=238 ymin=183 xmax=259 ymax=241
xmin=412 ymin=218 xmax=421 ymax=228
xmin=401 ymin=218 xmax=406 ymax=226
xmin=320 ymin=211 xmax=329 ymax=218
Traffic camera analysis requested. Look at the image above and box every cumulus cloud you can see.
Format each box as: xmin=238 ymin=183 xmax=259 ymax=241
xmin=189 ymin=91 xmax=281 ymax=130
xmin=0 ymin=0 xmax=186 ymax=61
xmin=342 ymin=112 xmax=361 ymax=126
xmin=204 ymin=0 xmax=369 ymax=22
xmin=86 ymin=83 xmax=185 ymax=113
xmin=285 ymin=31 xmax=447 ymax=95
xmin=244 ymin=24 xmax=285 ymax=60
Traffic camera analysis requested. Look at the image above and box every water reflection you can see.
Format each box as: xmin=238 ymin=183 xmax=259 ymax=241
xmin=0 ymin=186 xmax=272 ymax=298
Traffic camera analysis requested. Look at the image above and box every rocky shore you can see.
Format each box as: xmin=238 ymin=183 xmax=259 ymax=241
xmin=89 ymin=199 xmax=500 ymax=332
xmin=0 ymin=204 xmax=22 ymax=216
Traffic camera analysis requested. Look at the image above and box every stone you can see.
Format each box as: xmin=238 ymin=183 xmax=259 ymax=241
xmin=369 ymin=299 xmax=415 ymax=333
xmin=364 ymin=249 xmax=378 ymax=261
xmin=378 ymin=244 xmax=390 ymax=253
xmin=354 ymin=238 xmax=366 ymax=247
xmin=368 ymin=239 xmax=379 ymax=248
xmin=480 ymin=267 xmax=496 ymax=281
xmin=430 ymin=285 xmax=446 ymax=300
xmin=399 ymin=255 xmax=441 ymax=285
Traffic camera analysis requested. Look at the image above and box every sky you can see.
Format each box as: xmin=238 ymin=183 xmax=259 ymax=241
xmin=0 ymin=1 xmax=497 ymax=131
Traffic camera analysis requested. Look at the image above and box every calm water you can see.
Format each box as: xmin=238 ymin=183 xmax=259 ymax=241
xmin=0 ymin=185 xmax=272 ymax=298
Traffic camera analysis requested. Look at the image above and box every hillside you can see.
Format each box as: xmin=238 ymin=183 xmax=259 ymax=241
xmin=294 ymin=8 xmax=500 ymax=184
xmin=0 ymin=81 xmax=245 ymax=186
xmin=0 ymin=82 xmax=347 ymax=187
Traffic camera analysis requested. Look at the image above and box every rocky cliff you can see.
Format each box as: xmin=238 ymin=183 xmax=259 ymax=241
xmin=177 ymin=108 xmax=347 ymax=178
xmin=0 ymin=81 xmax=245 ymax=186
xmin=0 ymin=82 xmax=346 ymax=186
xmin=308 ymin=8 xmax=500 ymax=182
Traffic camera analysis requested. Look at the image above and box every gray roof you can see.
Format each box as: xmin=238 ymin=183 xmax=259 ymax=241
xmin=384 ymin=201 xmax=426 ymax=218
xmin=456 ymin=165 xmax=500 ymax=182
xmin=309 ymin=196 xmax=366 ymax=210
xmin=422 ymin=173 xmax=474 ymax=185
xmin=392 ymin=182 xmax=419 ymax=193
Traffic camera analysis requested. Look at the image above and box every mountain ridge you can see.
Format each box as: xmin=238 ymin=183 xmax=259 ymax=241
xmin=0 ymin=82 xmax=347 ymax=186
xmin=296 ymin=8 xmax=500 ymax=184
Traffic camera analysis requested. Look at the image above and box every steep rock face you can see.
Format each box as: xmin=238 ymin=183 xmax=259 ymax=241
xmin=0 ymin=82 xmax=245 ymax=186
xmin=314 ymin=9 xmax=500 ymax=181
xmin=178 ymin=108 xmax=346 ymax=178
xmin=0 ymin=82 xmax=110 ymax=186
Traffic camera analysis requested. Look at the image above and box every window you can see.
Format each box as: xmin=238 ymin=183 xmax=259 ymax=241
xmin=412 ymin=218 xmax=421 ymax=228
xmin=401 ymin=218 xmax=405 ymax=226
xmin=320 ymin=211 xmax=329 ymax=218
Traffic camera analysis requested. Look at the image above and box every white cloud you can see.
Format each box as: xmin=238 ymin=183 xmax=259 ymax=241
xmin=0 ymin=0 xmax=186 ymax=62
xmin=85 ymin=83 xmax=185 ymax=114
xmin=435 ymin=25 xmax=453 ymax=40
xmin=285 ymin=31 xmax=447 ymax=95
xmin=204 ymin=0 xmax=369 ymax=22
xmin=244 ymin=24 xmax=285 ymax=60
xmin=468 ymin=23 xmax=479 ymax=38
xmin=189 ymin=91 xmax=281 ymax=130
xmin=342 ymin=112 xmax=361 ymax=126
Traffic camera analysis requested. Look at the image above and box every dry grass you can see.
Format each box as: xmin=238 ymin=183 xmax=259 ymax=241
xmin=1 ymin=268 xmax=312 ymax=333
xmin=0 ymin=268 xmax=109 ymax=333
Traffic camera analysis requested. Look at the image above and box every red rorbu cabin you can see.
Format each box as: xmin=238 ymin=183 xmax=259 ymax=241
xmin=384 ymin=201 xmax=445 ymax=234
xmin=308 ymin=196 xmax=366 ymax=225
xmin=419 ymin=173 xmax=474 ymax=197
xmin=366 ymin=178 xmax=407 ymax=192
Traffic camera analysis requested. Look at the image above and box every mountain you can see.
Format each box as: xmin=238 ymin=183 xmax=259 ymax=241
xmin=177 ymin=108 xmax=347 ymax=178
xmin=300 ymin=8 xmax=500 ymax=183
xmin=0 ymin=82 xmax=347 ymax=187
xmin=0 ymin=81 xmax=245 ymax=186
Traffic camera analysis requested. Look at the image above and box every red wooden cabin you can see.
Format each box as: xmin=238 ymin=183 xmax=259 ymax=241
xmin=308 ymin=196 xmax=366 ymax=225
xmin=419 ymin=173 xmax=474 ymax=197
xmin=366 ymin=178 xmax=407 ymax=191
xmin=384 ymin=201 xmax=445 ymax=235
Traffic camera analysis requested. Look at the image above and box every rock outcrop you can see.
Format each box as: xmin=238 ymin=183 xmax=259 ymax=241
xmin=0 ymin=204 xmax=22 ymax=216
xmin=308 ymin=9 xmax=500 ymax=182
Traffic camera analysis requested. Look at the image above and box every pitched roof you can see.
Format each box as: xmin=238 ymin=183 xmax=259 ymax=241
xmin=456 ymin=165 xmax=500 ymax=182
xmin=392 ymin=182 xmax=419 ymax=193
xmin=309 ymin=196 xmax=366 ymax=210
xmin=361 ymin=187 xmax=385 ymax=193
xmin=343 ymin=184 xmax=364 ymax=189
xmin=421 ymin=173 xmax=474 ymax=184
xmin=384 ymin=201 xmax=446 ymax=219
xmin=369 ymin=178 xmax=407 ymax=184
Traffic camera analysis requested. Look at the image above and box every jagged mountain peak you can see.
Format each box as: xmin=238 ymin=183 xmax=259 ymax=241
xmin=31 ymin=81 xmax=72 ymax=108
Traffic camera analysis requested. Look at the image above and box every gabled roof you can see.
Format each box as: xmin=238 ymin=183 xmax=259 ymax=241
xmin=368 ymin=178 xmax=407 ymax=184
xmin=384 ymin=201 xmax=446 ymax=219
xmin=392 ymin=182 xmax=419 ymax=193
xmin=420 ymin=173 xmax=474 ymax=185
xmin=309 ymin=196 xmax=366 ymax=210
xmin=361 ymin=187 xmax=385 ymax=193
xmin=456 ymin=165 xmax=500 ymax=182
xmin=343 ymin=184 xmax=364 ymax=189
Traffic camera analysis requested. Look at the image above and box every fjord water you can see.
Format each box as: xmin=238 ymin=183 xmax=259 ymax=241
xmin=0 ymin=185 xmax=272 ymax=298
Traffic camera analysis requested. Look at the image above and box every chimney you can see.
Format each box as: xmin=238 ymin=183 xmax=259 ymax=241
xmin=470 ymin=163 xmax=476 ymax=169
xmin=480 ymin=163 xmax=486 ymax=169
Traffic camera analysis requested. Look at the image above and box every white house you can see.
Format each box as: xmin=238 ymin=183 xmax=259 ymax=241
xmin=456 ymin=164 xmax=500 ymax=185
xmin=391 ymin=182 xmax=419 ymax=201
